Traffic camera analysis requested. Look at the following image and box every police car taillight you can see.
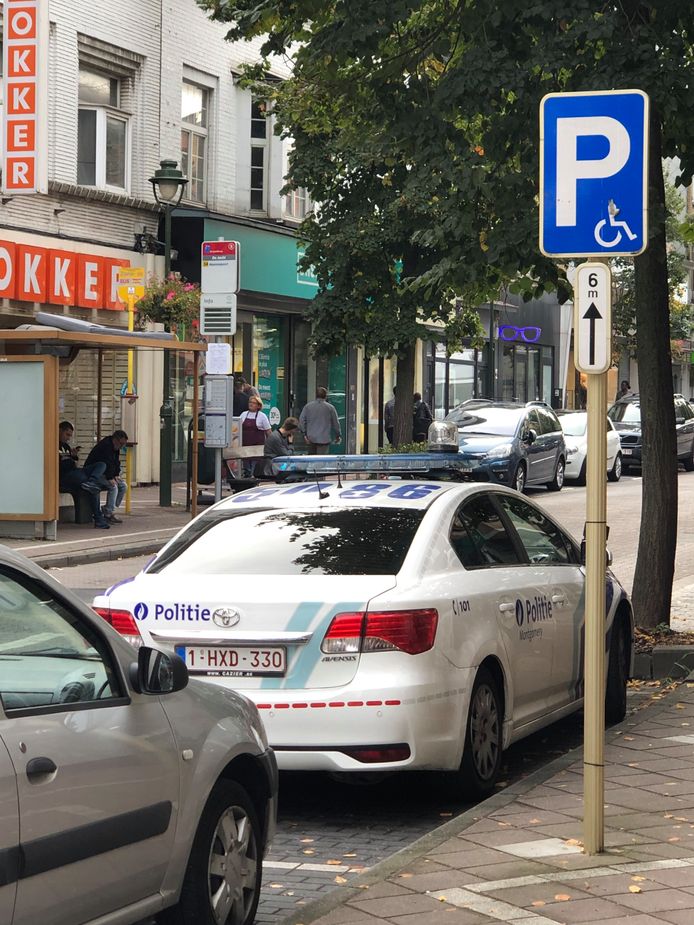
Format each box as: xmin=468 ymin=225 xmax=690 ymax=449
xmin=93 ymin=607 xmax=143 ymax=647
xmin=321 ymin=609 xmax=438 ymax=655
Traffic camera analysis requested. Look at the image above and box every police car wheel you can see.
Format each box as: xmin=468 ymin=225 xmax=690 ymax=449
xmin=159 ymin=780 xmax=262 ymax=925
xmin=459 ymin=667 xmax=503 ymax=799
xmin=605 ymin=619 xmax=628 ymax=726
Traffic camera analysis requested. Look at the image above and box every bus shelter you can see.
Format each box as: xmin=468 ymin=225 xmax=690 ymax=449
xmin=0 ymin=325 xmax=206 ymax=539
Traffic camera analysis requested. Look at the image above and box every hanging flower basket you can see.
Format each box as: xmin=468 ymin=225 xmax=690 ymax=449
xmin=137 ymin=273 xmax=201 ymax=332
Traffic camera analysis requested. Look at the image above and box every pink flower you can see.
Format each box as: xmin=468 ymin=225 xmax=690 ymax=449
xmin=184 ymin=283 xmax=195 ymax=291
xmin=165 ymin=291 xmax=175 ymax=301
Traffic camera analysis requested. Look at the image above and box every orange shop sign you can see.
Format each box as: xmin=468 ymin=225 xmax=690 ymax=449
xmin=2 ymin=0 xmax=49 ymax=194
xmin=0 ymin=240 xmax=132 ymax=310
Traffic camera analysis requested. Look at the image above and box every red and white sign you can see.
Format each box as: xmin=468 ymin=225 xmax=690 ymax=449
xmin=2 ymin=0 xmax=48 ymax=194
xmin=0 ymin=238 xmax=133 ymax=309
xmin=201 ymin=240 xmax=240 ymax=294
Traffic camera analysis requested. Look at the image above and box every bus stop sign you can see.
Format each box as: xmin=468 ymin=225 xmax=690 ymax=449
xmin=540 ymin=89 xmax=649 ymax=258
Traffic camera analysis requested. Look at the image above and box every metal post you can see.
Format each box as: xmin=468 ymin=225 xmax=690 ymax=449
xmin=159 ymin=205 xmax=173 ymax=506
xmin=125 ymin=294 xmax=135 ymax=514
xmin=191 ymin=351 xmax=199 ymax=519
xmin=583 ymin=362 xmax=608 ymax=855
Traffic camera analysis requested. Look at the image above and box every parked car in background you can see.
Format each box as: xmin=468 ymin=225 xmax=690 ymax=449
xmin=607 ymin=393 xmax=694 ymax=474
xmin=444 ymin=401 xmax=567 ymax=493
xmin=557 ymin=410 xmax=623 ymax=484
xmin=0 ymin=546 xmax=277 ymax=925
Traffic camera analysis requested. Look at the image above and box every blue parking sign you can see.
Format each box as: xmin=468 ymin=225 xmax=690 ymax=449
xmin=540 ymin=90 xmax=649 ymax=257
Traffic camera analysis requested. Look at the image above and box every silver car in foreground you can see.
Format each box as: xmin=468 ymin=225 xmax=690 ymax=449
xmin=0 ymin=546 xmax=277 ymax=925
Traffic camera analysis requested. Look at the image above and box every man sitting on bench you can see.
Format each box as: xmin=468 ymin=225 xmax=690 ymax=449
xmin=58 ymin=421 xmax=110 ymax=529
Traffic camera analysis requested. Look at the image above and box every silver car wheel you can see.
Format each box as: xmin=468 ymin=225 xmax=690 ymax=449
xmin=208 ymin=804 xmax=258 ymax=925
xmin=513 ymin=464 xmax=526 ymax=493
xmin=469 ymin=683 xmax=500 ymax=782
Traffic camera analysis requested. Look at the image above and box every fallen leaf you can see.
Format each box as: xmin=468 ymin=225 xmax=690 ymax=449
xmin=439 ymin=812 xmax=453 ymax=817
xmin=334 ymin=876 xmax=347 ymax=884
xmin=531 ymin=900 xmax=545 ymax=907
xmin=300 ymin=838 xmax=314 ymax=844
xmin=623 ymin=736 xmax=635 ymax=741
xmin=269 ymin=883 xmax=284 ymax=889
xmin=632 ymin=875 xmax=646 ymax=882
xmin=676 ymin=703 xmax=686 ymax=710
xmin=554 ymin=894 xmax=571 ymax=902
xmin=439 ymin=896 xmax=447 ymax=902
xmin=668 ymin=837 xmax=680 ymax=843
xmin=303 ymin=849 xmax=315 ymax=855
xmin=628 ymin=885 xmax=642 ymax=893
xmin=343 ymin=853 xmax=357 ymax=858
xmin=327 ymin=859 xmax=342 ymax=865
xmin=565 ymin=838 xmax=582 ymax=846
xmin=529 ymin=818 xmax=542 ymax=825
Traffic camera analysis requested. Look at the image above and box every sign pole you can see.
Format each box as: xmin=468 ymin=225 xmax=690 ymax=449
xmin=124 ymin=293 xmax=135 ymax=514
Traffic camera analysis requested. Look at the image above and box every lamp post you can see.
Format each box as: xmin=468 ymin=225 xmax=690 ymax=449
xmin=149 ymin=159 xmax=187 ymax=507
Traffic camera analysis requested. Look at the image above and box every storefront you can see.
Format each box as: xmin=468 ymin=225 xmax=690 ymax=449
xmin=171 ymin=212 xmax=353 ymax=462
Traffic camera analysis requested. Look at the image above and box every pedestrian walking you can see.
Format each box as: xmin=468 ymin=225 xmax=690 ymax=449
xmin=413 ymin=392 xmax=433 ymax=443
xmin=262 ymin=416 xmax=299 ymax=477
xmin=299 ymin=387 xmax=342 ymax=454
xmin=240 ymin=395 xmax=271 ymax=477
xmin=384 ymin=387 xmax=396 ymax=444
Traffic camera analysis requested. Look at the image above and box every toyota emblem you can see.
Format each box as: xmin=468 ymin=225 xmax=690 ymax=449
xmin=212 ymin=607 xmax=240 ymax=628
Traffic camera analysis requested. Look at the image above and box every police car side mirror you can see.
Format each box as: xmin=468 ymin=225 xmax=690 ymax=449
xmin=129 ymin=646 xmax=188 ymax=695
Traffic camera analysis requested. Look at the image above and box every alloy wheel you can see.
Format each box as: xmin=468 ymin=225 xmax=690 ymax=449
xmin=207 ymin=803 xmax=258 ymax=925
xmin=469 ymin=683 xmax=500 ymax=782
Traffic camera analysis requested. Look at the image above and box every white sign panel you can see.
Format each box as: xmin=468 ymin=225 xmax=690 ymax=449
xmin=200 ymin=292 xmax=237 ymax=336
xmin=2 ymin=0 xmax=49 ymax=194
xmin=201 ymin=240 xmax=240 ymax=293
xmin=206 ymin=342 xmax=232 ymax=375
xmin=540 ymin=90 xmax=648 ymax=257
xmin=574 ymin=262 xmax=612 ymax=374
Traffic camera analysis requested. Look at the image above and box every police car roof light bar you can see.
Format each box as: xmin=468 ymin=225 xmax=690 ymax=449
xmin=273 ymin=454 xmax=471 ymax=479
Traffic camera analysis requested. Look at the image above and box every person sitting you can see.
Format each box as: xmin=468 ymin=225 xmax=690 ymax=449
xmin=262 ymin=416 xmax=299 ymax=478
xmin=84 ymin=430 xmax=128 ymax=524
xmin=59 ymin=421 xmax=110 ymax=529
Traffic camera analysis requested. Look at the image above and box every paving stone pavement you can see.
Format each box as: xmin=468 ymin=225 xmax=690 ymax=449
xmin=285 ymin=681 xmax=694 ymax=925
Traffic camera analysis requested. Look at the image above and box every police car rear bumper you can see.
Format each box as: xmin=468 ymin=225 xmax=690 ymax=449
xmin=220 ymin=675 xmax=476 ymax=773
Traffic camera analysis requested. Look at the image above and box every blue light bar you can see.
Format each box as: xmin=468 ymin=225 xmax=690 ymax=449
xmin=273 ymin=453 xmax=471 ymax=476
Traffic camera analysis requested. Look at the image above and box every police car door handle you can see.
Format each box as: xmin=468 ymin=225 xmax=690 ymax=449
xmin=498 ymin=602 xmax=515 ymax=613
xmin=551 ymin=593 xmax=567 ymax=605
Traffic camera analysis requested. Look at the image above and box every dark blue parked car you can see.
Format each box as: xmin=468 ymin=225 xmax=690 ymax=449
xmin=444 ymin=401 xmax=567 ymax=493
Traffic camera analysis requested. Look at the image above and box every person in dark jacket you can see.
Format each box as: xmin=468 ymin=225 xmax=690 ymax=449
xmin=59 ymin=421 xmax=110 ymax=529
xmin=262 ymin=417 xmax=299 ymax=477
xmin=233 ymin=377 xmax=250 ymax=416
xmin=84 ymin=430 xmax=128 ymax=524
xmin=413 ymin=392 xmax=433 ymax=442
xmin=383 ymin=387 xmax=396 ymax=444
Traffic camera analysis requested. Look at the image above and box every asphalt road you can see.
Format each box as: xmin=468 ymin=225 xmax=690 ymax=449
xmin=46 ymin=472 xmax=694 ymax=923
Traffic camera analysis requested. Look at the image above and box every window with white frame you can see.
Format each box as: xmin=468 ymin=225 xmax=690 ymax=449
xmin=285 ymin=187 xmax=310 ymax=220
xmin=250 ymin=99 xmax=268 ymax=211
xmin=77 ymin=68 xmax=129 ymax=190
xmin=181 ymin=81 xmax=209 ymax=203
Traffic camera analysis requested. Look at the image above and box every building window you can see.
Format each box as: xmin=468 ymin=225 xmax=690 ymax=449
xmin=77 ymin=68 xmax=128 ymax=190
xmin=285 ymin=187 xmax=309 ymax=220
xmin=181 ymin=81 xmax=208 ymax=202
xmin=250 ymin=99 xmax=268 ymax=211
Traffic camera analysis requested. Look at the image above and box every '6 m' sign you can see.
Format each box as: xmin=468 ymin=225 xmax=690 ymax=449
xmin=2 ymin=0 xmax=48 ymax=194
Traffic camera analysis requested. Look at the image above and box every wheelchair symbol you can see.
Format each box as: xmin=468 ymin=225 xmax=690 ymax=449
xmin=594 ymin=200 xmax=637 ymax=248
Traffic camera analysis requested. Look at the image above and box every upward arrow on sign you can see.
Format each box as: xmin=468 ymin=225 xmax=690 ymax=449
xmin=583 ymin=302 xmax=602 ymax=366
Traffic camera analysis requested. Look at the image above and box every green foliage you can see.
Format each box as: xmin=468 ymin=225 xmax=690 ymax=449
xmin=137 ymin=274 xmax=201 ymax=332
xmin=378 ymin=440 xmax=428 ymax=455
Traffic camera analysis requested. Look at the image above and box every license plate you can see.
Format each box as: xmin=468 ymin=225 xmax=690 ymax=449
xmin=623 ymin=448 xmax=633 ymax=455
xmin=176 ymin=645 xmax=286 ymax=677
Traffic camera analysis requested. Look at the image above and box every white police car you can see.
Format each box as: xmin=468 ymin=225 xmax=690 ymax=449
xmin=93 ymin=452 xmax=632 ymax=797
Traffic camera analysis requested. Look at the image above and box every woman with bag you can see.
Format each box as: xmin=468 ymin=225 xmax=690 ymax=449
xmin=239 ymin=395 xmax=272 ymax=477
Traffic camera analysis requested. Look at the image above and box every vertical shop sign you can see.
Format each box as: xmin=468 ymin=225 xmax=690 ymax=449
xmin=2 ymin=0 xmax=48 ymax=194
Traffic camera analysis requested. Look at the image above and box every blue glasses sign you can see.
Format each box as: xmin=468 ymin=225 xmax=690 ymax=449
xmin=498 ymin=325 xmax=542 ymax=344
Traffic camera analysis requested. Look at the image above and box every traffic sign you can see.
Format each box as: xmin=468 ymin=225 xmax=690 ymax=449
xmin=117 ymin=266 xmax=146 ymax=303
xmin=574 ymin=262 xmax=612 ymax=374
xmin=201 ymin=240 xmax=240 ymax=294
xmin=540 ymin=90 xmax=649 ymax=258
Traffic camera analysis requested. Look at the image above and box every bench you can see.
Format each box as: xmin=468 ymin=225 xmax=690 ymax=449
xmin=58 ymin=489 xmax=96 ymax=525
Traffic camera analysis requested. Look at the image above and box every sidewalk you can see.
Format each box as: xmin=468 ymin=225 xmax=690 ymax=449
xmin=288 ymin=681 xmax=694 ymax=925
xmin=0 ymin=483 xmax=196 ymax=569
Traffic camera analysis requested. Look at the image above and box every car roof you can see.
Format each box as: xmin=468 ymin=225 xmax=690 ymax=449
xmin=215 ymin=479 xmax=487 ymax=512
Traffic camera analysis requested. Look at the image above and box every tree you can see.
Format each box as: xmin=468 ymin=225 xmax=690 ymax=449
xmin=199 ymin=0 xmax=694 ymax=625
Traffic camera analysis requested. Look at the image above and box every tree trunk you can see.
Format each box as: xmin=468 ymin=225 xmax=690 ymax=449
xmin=630 ymin=112 xmax=678 ymax=629
xmin=393 ymin=343 xmax=415 ymax=446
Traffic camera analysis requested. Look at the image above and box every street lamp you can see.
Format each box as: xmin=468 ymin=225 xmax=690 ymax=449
xmin=149 ymin=159 xmax=188 ymax=507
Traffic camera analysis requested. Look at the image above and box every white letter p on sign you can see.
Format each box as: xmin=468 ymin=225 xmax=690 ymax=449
xmin=556 ymin=116 xmax=630 ymax=227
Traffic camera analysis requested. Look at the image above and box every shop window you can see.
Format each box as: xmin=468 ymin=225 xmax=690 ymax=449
xmin=181 ymin=81 xmax=209 ymax=203
xmin=250 ymin=99 xmax=268 ymax=211
xmin=77 ymin=68 xmax=129 ymax=191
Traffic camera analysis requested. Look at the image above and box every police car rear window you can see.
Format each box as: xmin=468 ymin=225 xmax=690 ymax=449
xmin=148 ymin=508 xmax=425 ymax=576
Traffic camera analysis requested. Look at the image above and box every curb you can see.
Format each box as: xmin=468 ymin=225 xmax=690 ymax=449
xmin=633 ymin=645 xmax=694 ymax=680
xmin=26 ymin=539 xmax=168 ymax=570
xmin=278 ymin=680 xmax=687 ymax=925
